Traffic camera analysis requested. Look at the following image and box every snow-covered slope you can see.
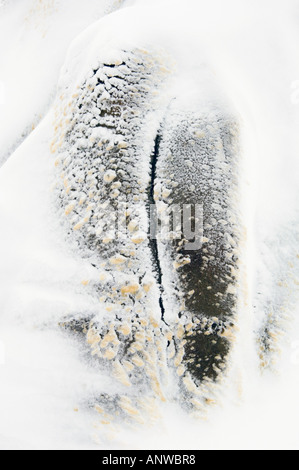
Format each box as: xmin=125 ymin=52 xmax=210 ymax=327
xmin=0 ymin=0 xmax=299 ymax=450
xmin=0 ymin=0 xmax=126 ymax=167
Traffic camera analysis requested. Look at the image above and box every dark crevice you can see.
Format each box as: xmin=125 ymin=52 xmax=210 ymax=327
xmin=148 ymin=133 xmax=168 ymax=326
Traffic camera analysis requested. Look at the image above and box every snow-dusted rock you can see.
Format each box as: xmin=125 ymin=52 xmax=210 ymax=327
xmin=156 ymin=100 xmax=241 ymax=394
xmin=49 ymin=18 xmax=244 ymax=418
xmin=53 ymin=47 xmax=174 ymax=417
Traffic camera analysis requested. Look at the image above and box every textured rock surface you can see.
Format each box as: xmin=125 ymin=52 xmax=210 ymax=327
xmin=51 ymin=43 xmax=242 ymax=420
xmin=156 ymin=106 xmax=241 ymax=387
xmin=53 ymin=48 xmax=174 ymax=421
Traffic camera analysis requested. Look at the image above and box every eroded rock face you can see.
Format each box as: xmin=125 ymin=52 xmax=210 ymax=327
xmin=52 ymin=46 xmax=242 ymax=420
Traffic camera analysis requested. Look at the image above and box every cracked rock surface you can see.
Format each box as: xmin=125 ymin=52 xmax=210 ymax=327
xmin=52 ymin=42 xmax=242 ymax=420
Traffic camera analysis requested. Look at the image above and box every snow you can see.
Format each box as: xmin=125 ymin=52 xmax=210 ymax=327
xmin=0 ymin=0 xmax=124 ymax=167
xmin=0 ymin=0 xmax=299 ymax=450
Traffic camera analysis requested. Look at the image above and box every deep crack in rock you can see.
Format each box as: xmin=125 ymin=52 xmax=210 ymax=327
xmin=148 ymin=133 xmax=167 ymax=325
